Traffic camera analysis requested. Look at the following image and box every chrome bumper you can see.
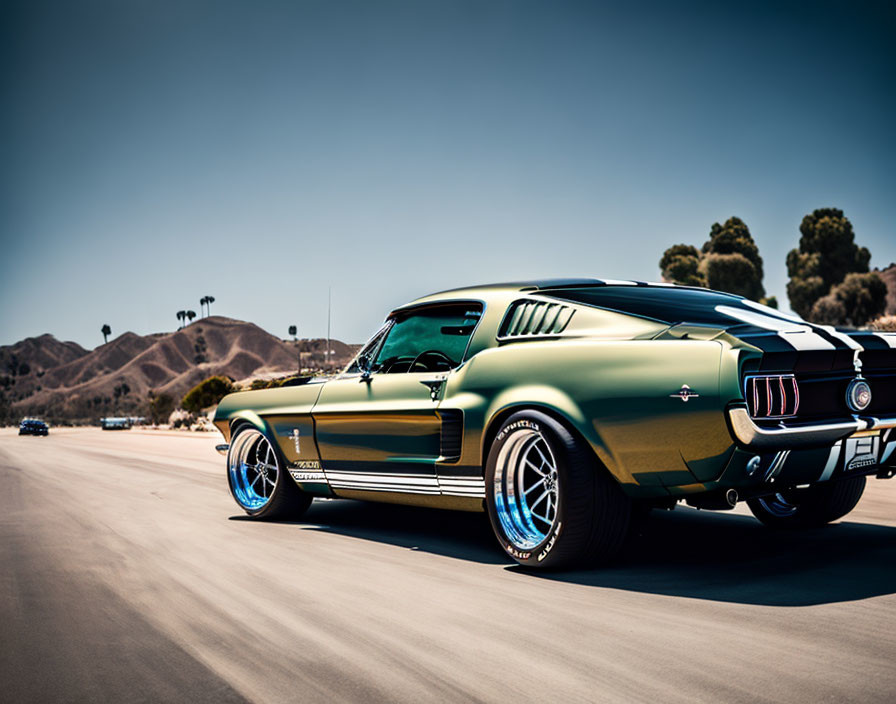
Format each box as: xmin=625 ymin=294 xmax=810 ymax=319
xmin=727 ymin=407 xmax=896 ymax=450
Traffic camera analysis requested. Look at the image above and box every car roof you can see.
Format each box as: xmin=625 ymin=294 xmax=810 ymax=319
xmin=396 ymin=278 xmax=709 ymax=311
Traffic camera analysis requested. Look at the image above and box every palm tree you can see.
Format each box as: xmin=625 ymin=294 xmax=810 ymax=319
xmin=176 ymin=310 xmax=186 ymax=329
xmin=205 ymin=295 xmax=215 ymax=316
xmin=200 ymin=296 xmax=208 ymax=317
xmin=101 ymin=324 xmax=111 ymax=344
xmin=186 ymin=310 xmax=196 ymax=324
xmin=288 ymin=324 xmax=297 ymax=341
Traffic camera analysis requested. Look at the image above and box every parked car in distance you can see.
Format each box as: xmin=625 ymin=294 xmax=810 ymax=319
xmin=19 ymin=418 xmax=49 ymax=436
xmin=101 ymin=417 xmax=132 ymax=430
xmin=213 ymin=279 xmax=896 ymax=569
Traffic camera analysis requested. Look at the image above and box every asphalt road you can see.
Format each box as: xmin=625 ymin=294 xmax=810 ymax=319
xmin=2 ymin=428 xmax=896 ymax=703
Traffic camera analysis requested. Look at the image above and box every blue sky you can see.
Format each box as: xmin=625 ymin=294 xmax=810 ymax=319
xmin=2 ymin=0 xmax=894 ymax=348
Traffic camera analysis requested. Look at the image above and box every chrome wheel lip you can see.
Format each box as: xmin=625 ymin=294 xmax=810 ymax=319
xmin=228 ymin=429 xmax=279 ymax=511
xmin=757 ymin=492 xmax=799 ymax=518
xmin=493 ymin=427 xmax=559 ymax=550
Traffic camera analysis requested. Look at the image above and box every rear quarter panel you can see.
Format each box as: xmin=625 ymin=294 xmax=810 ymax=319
xmin=448 ymin=338 xmax=734 ymax=494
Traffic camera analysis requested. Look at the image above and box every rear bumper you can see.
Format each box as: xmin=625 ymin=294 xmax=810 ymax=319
xmin=727 ymin=406 xmax=896 ymax=450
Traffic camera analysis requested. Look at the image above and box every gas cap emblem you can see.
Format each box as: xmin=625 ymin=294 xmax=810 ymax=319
xmin=846 ymin=379 xmax=872 ymax=412
xmin=670 ymin=384 xmax=699 ymax=402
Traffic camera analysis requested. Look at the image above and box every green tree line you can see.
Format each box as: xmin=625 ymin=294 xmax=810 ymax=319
xmin=660 ymin=208 xmax=886 ymax=326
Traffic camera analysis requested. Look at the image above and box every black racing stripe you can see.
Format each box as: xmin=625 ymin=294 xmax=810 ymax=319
xmin=736 ymin=332 xmax=790 ymax=352
xmin=850 ymin=333 xmax=890 ymax=350
xmin=847 ymin=333 xmax=896 ymax=370
xmin=806 ymin=326 xmax=858 ymax=370
xmin=808 ymin=324 xmax=858 ymax=351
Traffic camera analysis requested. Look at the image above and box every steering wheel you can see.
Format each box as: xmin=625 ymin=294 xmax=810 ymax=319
xmin=378 ymin=355 xmax=416 ymax=374
xmin=410 ymin=349 xmax=454 ymax=372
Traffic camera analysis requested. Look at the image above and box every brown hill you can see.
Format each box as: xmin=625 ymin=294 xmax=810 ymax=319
xmin=4 ymin=317 xmax=358 ymax=423
xmin=1 ymin=333 xmax=88 ymax=376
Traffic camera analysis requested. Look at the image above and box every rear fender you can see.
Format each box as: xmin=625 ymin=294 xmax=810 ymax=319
xmin=482 ymin=385 xmax=626 ymax=485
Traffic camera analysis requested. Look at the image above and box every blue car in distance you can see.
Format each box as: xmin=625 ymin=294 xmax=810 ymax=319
xmin=19 ymin=418 xmax=49 ymax=436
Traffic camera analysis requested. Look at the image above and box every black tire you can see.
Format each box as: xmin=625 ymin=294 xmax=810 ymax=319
xmin=485 ymin=410 xmax=632 ymax=569
xmin=747 ymin=475 xmax=866 ymax=529
xmin=227 ymin=425 xmax=312 ymax=520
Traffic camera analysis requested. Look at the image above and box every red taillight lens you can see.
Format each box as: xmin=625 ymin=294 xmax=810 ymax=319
xmin=745 ymin=375 xmax=800 ymax=418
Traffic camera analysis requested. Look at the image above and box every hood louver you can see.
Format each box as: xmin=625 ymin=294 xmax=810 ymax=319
xmin=499 ymin=300 xmax=574 ymax=339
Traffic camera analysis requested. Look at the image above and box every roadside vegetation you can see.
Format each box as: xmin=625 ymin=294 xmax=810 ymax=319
xmin=181 ymin=376 xmax=234 ymax=414
xmin=660 ymin=207 xmax=888 ymax=327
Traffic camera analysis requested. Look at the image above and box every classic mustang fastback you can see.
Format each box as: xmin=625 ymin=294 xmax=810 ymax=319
xmin=213 ymin=280 xmax=896 ymax=568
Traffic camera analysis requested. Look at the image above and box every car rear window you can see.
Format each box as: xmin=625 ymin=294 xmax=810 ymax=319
xmin=541 ymin=286 xmax=800 ymax=327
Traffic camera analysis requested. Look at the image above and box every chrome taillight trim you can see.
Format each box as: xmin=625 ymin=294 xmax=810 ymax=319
xmin=744 ymin=374 xmax=800 ymax=419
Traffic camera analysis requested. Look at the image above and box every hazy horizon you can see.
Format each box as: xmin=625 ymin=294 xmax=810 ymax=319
xmin=2 ymin=0 xmax=894 ymax=349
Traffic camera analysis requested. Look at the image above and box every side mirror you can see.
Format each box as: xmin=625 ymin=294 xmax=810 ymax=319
xmin=358 ymin=355 xmax=373 ymax=383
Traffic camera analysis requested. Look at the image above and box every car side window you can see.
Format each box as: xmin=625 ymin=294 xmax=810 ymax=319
xmin=373 ymin=304 xmax=482 ymax=373
xmin=345 ymin=324 xmax=390 ymax=374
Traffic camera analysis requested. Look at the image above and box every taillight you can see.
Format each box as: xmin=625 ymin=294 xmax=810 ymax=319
xmin=745 ymin=375 xmax=800 ymax=418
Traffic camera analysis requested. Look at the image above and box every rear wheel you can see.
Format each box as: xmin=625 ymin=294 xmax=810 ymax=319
xmin=747 ymin=475 xmax=866 ymax=529
xmin=485 ymin=410 xmax=631 ymax=569
xmin=227 ymin=426 xmax=312 ymax=520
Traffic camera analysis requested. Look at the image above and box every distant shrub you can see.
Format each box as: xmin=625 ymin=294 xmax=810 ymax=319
xmin=871 ymin=315 xmax=896 ymax=332
xmin=248 ymin=375 xmax=307 ymax=390
xmin=181 ymin=376 xmax=235 ymax=413
xmin=147 ymin=392 xmax=176 ymax=425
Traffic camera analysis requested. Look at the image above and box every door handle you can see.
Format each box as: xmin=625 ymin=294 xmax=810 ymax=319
xmin=420 ymin=377 xmax=446 ymax=401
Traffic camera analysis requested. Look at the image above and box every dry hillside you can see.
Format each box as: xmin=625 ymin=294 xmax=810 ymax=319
xmin=2 ymin=316 xmax=358 ymax=423
xmin=1 ymin=334 xmax=88 ymax=375
xmin=875 ymin=263 xmax=896 ymax=315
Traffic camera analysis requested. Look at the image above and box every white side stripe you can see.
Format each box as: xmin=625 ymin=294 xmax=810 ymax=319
xmin=322 ymin=470 xmax=486 ymax=497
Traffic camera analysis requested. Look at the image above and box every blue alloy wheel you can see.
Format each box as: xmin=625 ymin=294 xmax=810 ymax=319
xmin=493 ymin=426 xmax=560 ymax=550
xmin=228 ymin=428 xmax=280 ymax=510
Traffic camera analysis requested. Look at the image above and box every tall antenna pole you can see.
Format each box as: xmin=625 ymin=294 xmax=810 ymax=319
xmin=326 ymin=286 xmax=331 ymax=370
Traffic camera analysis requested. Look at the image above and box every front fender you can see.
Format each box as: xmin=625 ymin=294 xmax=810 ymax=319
xmin=213 ymin=394 xmax=271 ymax=442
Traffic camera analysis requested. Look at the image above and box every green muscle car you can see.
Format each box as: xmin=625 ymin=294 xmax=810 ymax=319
xmin=213 ymin=279 xmax=896 ymax=569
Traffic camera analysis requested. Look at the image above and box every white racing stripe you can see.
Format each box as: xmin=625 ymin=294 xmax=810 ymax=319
xmin=874 ymin=333 xmax=896 ymax=349
xmin=777 ymin=330 xmax=836 ymax=351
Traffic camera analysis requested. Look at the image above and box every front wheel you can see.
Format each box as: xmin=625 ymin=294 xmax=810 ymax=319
xmin=485 ymin=410 xmax=631 ymax=569
xmin=227 ymin=426 xmax=312 ymax=520
xmin=747 ymin=475 xmax=866 ymax=529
